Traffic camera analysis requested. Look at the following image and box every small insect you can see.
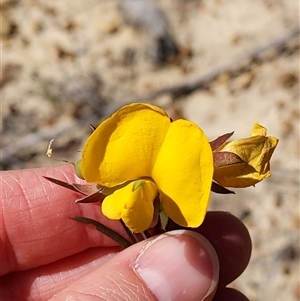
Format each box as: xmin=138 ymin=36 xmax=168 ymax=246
xmin=46 ymin=139 xmax=55 ymax=158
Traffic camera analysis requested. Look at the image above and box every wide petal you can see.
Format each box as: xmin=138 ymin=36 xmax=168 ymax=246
xmin=152 ymin=119 xmax=213 ymax=228
xmin=81 ymin=103 xmax=170 ymax=186
xmin=101 ymin=180 xmax=158 ymax=233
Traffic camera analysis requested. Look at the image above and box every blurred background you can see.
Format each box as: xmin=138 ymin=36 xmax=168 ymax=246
xmin=1 ymin=0 xmax=299 ymax=300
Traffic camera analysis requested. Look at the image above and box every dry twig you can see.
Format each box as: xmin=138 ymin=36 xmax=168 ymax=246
xmin=110 ymin=27 xmax=299 ymax=112
xmin=1 ymin=27 xmax=299 ymax=164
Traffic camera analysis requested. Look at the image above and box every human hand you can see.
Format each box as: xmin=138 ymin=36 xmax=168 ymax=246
xmin=0 ymin=165 xmax=251 ymax=301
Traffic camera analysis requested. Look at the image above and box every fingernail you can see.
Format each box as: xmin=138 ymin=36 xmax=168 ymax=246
xmin=133 ymin=230 xmax=219 ymax=301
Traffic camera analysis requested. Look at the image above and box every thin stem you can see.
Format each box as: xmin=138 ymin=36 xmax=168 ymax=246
xmin=133 ymin=232 xmax=148 ymax=242
xmin=143 ymin=230 xmax=152 ymax=238
xmin=120 ymin=220 xmax=137 ymax=244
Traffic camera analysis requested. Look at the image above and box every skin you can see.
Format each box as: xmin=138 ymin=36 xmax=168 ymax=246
xmin=0 ymin=165 xmax=251 ymax=301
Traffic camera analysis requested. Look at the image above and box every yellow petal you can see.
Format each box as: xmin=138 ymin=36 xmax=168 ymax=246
xmin=213 ymin=162 xmax=268 ymax=187
xmin=213 ymin=123 xmax=279 ymax=187
xmin=251 ymin=122 xmax=267 ymax=136
xmin=101 ymin=189 xmax=127 ymax=220
xmin=81 ymin=103 xmax=170 ymax=186
xmin=152 ymin=119 xmax=213 ymax=228
xmin=101 ymin=180 xmax=158 ymax=233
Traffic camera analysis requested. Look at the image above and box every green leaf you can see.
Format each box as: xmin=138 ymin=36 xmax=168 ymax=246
xmin=72 ymin=216 xmax=132 ymax=248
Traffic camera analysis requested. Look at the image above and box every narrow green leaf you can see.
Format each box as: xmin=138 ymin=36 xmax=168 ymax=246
xmin=43 ymin=176 xmax=85 ymax=194
xmin=72 ymin=216 xmax=132 ymax=248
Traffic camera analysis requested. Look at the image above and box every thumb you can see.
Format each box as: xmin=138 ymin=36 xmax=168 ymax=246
xmin=50 ymin=230 xmax=219 ymax=301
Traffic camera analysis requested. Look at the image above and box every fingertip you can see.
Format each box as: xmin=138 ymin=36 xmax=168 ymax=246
xmin=198 ymin=211 xmax=252 ymax=286
xmin=133 ymin=230 xmax=219 ymax=301
xmin=214 ymin=287 xmax=250 ymax=301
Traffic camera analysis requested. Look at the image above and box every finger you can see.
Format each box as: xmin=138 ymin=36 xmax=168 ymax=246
xmin=49 ymin=230 xmax=219 ymax=301
xmin=1 ymin=246 xmax=121 ymax=301
xmin=214 ymin=287 xmax=250 ymax=301
xmin=197 ymin=211 xmax=252 ymax=287
xmin=0 ymin=165 xmax=127 ymax=275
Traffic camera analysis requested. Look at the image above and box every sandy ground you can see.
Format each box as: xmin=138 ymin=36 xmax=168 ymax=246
xmin=1 ymin=0 xmax=299 ymax=300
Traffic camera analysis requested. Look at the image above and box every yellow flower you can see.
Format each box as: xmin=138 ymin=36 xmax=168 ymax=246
xmin=79 ymin=103 xmax=213 ymax=232
xmin=213 ymin=122 xmax=279 ymax=188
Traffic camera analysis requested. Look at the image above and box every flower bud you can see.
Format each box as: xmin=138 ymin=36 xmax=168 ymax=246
xmin=213 ymin=122 xmax=279 ymax=187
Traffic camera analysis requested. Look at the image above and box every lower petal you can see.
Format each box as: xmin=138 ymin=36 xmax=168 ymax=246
xmin=102 ymin=180 xmax=158 ymax=233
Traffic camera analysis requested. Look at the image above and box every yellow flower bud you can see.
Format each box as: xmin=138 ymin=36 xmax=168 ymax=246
xmin=213 ymin=122 xmax=279 ymax=188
